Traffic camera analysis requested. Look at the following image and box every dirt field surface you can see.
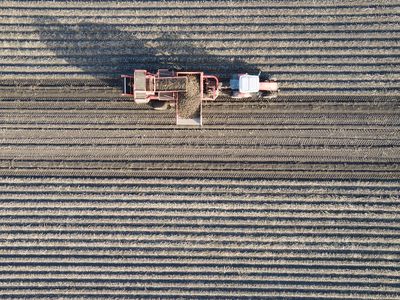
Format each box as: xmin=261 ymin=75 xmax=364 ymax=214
xmin=1 ymin=0 xmax=399 ymax=95
xmin=1 ymin=0 xmax=400 ymax=299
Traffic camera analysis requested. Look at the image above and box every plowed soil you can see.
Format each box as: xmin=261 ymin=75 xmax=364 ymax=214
xmin=0 ymin=0 xmax=400 ymax=299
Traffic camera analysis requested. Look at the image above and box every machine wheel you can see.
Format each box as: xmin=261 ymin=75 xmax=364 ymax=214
xmin=231 ymin=90 xmax=247 ymax=99
xmin=168 ymin=67 xmax=180 ymax=74
xmin=259 ymin=72 xmax=269 ymax=82
xmin=170 ymin=65 xmax=183 ymax=72
xmin=261 ymin=91 xmax=278 ymax=99
xmin=219 ymin=91 xmax=231 ymax=98
xmin=232 ymin=93 xmax=252 ymax=99
xmin=151 ymin=100 xmax=171 ymax=111
xmin=218 ymin=86 xmax=231 ymax=97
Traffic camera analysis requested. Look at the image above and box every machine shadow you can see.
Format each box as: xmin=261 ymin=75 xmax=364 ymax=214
xmin=36 ymin=17 xmax=261 ymax=88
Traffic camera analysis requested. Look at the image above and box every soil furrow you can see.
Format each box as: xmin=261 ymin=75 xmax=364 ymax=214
xmin=1 ymin=1 xmax=399 ymax=298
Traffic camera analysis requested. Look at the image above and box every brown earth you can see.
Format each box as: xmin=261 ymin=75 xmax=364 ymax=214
xmin=0 ymin=0 xmax=400 ymax=298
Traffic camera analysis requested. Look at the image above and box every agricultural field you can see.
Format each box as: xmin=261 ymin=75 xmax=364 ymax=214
xmin=0 ymin=0 xmax=399 ymax=299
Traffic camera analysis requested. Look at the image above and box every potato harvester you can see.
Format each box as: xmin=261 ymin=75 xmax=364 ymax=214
xmin=122 ymin=69 xmax=279 ymax=126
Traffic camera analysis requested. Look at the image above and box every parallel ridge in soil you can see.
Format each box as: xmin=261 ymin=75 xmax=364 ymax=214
xmin=1 ymin=0 xmax=400 ymax=298
xmin=0 ymin=94 xmax=399 ymax=299
xmin=0 ymin=0 xmax=399 ymax=95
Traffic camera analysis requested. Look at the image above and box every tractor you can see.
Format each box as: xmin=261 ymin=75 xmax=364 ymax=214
xmin=229 ymin=73 xmax=279 ymax=99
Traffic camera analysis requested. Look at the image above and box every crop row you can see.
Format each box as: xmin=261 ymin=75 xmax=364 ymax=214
xmin=1 ymin=56 xmax=399 ymax=65
xmin=0 ymin=273 xmax=398 ymax=287
xmin=3 ymin=39 xmax=399 ymax=48
xmin=0 ymin=65 xmax=400 ymax=76
xmin=2 ymin=23 xmax=398 ymax=33
xmin=0 ymin=198 xmax=398 ymax=211
xmin=1 ymin=191 xmax=398 ymax=205
xmin=1 ymin=113 xmax=398 ymax=127
xmin=1 ymin=6 xmax=399 ymax=17
xmin=2 ymin=15 xmax=399 ymax=25
xmin=1 ymin=127 xmax=397 ymax=138
xmin=3 ymin=0 xmax=400 ymax=7
xmin=1 ymin=144 xmax=398 ymax=159
xmin=1 ymin=135 xmax=398 ymax=146
xmin=1 ymin=174 xmax=398 ymax=188
xmin=1 ymin=181 xmax=398 ymax=196
xmin=3 ymin=212 xmax=400 ymax=226
xmin=4 ymin=29 xmax=400 ymax=37
xmin=2 ymin=146 xmax=398 ymax=161
xmin=0 ymin=279 xmax=398 ymax=293
xmin=2 ymin=237 xmax=398 ymax=251
xmin=0 ymin=126 xmax=397 ymax=138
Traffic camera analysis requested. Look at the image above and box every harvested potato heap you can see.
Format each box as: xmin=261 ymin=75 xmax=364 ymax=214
xmin=156 ymin=77 xmax=186 ymax=91
xmin=178 ymin=74 xmax=201 ymax=119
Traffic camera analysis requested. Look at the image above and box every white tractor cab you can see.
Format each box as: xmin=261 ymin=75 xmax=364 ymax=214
xmin=230 ymin=73 xmax=279 ymax=99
